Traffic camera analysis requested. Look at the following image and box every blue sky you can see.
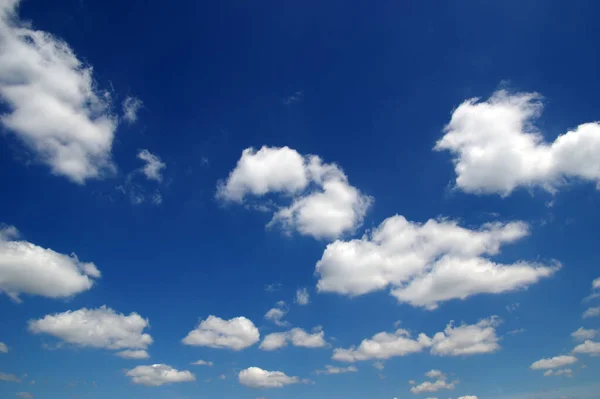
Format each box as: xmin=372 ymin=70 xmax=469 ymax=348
xmin=1 ymin=0 xmax=600 ymax=398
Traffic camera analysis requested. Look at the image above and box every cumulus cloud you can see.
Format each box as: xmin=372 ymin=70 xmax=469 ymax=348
xmin=191 ymin=360 xmax=213 ymax=367
xmin=435 ymin=89 xmax=600 ymax=196
xmin=264 ymin=302 xmax=289 ymax=327
xmin=0 ymin=225 xmax=101 ymax=302
xmin=260 ymin=328 xmax=326 ymax=351
xmin=115 ymin=349 xmax=150 ymax=359
xmin=28 ymin=306 xmax=152 ymax=354
xmin=571 ymin=327 xmax=598 ymax=341
xmin=217 ymin=146 xmax=372 ymax=240
xmin=530 ymin=355 xmax=578 ymax=370
xmin=316 ymin=216 xmax=557 ymax=309
xmin=122 ymin=96 xmax=143 ymax=124
xmin=238 ymin=367 xmax=299 ymax=388
xmin=0 ymin=342 xmax=7 ymax=353
xmin=543 ymin=368 xmax=573 ymax=377
xmin=424 ymin=370 xmax=445 ymax=379
xmin=410 ymin=377 xmax=456 ymax=394
xmin=0 ymin=0 xmax=118 ymax=183
xmin=593 ymin=277 xmax=600 ymax=290
xmin=583 ymin=307 xmax=600 ymax=318
xmin=315 ymin=365 xmax=358 ymax=375
xmin=137 ymin=149 xmax=165 ymax=182
xmin=182 ymin=315 xmax=260 ymax=350
xmin=125 ymin=364 xmax=195 ymax=386
xmin=295 ymin=288 xmax=310 ymax=305
xmin=572 ymin=340 xmax=600 ymax=356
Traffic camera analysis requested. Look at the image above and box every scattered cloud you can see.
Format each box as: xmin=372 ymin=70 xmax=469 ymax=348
xmin=506 ymin=303 xmax=520 ymax=313
xmin=315 ymin=365 xmax=358 ymax=375
xmin=137 ymin=149 xmax=166 ymax=182
xmin=191 ymin=360 xmax=213 ymax=366
xmin=0 ymin=225 xmax=100 ymax=302
xmin=182 ymin=315 xmax=260 ymax=350
xmin=530 ymin=355 xmax=578 ymax=370
xmin=238 ymin=367 xmax=299 ymax=388
xmin=16 ymin=393 xmax=34 ymax=399
xmin=0 ymin=342 xmax=7 ymax=353
xmin=265 ymin=283 xmax=282 ymax=292
xmin=122 ymin=96 xmax=143 ymax=124
xmin=572 ymin=340 xmax=600 ymax=356
xmin=28 ymin=306 xmax=153 ymax=353
xmin=295 ymin=288 xmax=310 ymax=305
xmin=316 ymin=216 xmax=558 ymax=309
xmin=435 ymin=89 xmax=600 ymax=196
xmin=283 ymin=91 xmax=303 ymax=105
xmin=264 ymin=302 xmax=289 ymax=327
xmin=373 ymin=361 xmax=385 ymax=370
xmin=458 ymin=396 xmax=478 ymax=399
xmin=217 ymin=146 xmax=372 ymax=240
xmin=115 ymin=349 xmax=150 ymax=359
xmin=410 ymin=370 xmax=456 ymax=394
xmin=125 ymin=364 xmax=195 ymax=386
xmin=543 ymin=368 xmax=573 ymax=377
xmin=0 ymin=0 xmax=117 ymax=183
xmin=593 ymin=277 xmax=600 ymax=290
xmin=583 ymin=307 xmax=600 ymax=318
xmin=219 ymin=374 xmax=226 ymax=380
xmin=0 ymin=372 xmax=20 ymax=382
xmin=572 ymin=328 xmax=598 ymax=341
xmin=424 ymin=369 xmax=444 ymax=379
xmin=260 ymin=327 xmax=326 ymax=351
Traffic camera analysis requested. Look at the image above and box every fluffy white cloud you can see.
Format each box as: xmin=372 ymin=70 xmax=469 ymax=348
xmin=264 ymin=302 xmax=289 ymax=327
xmin=543 ymin=368 xmax=573 ymax=377
xmin=115 ymin=349 xmax=150 ymax=359
xmin=424 ymin=370 xmax=444 ymax=379
xmin=572 ymin=340 xmax=600 ymax=356
xmin=260 ymin=328 xmax=326 ymax=351
xmin=137 ymin=150 xmax=165 ymax=182
xmin=217 ymin=146 xmax=372 ymax=240
xmin=0 ymin=342 xmax=7 ymax=353
xmin=530 ymin=355 xmax=578 ymax=370
xmin=122 ymin=96 xmax=143 ymax=124
xmin=593 ymin=277 xmax=600 ymax=290
xmin=182 ymin=315 xmax=259 ymax=350
xmin=0 ymin=372 xmax=20 ymax=382
xmin=410 ymin=379 xmax=455 ymax=394
xmin=238 ymin=367 xmax=299 ymax=388
xmin=571 ymin=327 xmax=598 ymax=341
xmin=0 ymin=0 xmax=118 ymax=183
xmin=315 ymin=365 xmax=358 ymax=375
xmin=435 ymin=90 xmax=600 ymax=196
xmin=28 ymin=306 xmax=152 ymax=352
xmin=191 ymin=360 xmax=213 ymax=366
xmin=429 ymin=317 xmax=501 ymax=356
xmin=0 ymin=225 xmax=101 ymax=302
xmin=316 ymin=216 xmax=557 ymax=309
xmin=583 ymin=307 xmax=600 ymax=318
xmin=295 ymin=288 xmax=310 ymax=305
xmin=125 ymin=364 xmax=195 ymax=386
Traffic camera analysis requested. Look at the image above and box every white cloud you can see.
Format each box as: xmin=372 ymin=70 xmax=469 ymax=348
xmin=430 ymin=316 xmax=501 ymax=356
xmin=137 ymin=149 xmax=165 ymax=182
xmin=410 ymin=379 xmax=455 ymax=394
xmin=373 ymin=361 xmax=385 ymax=370
xmin=191 ymin=360 xmax=213 ymax=366
xmin=572 ymin=340 xmax=600 ymax=356
xmin=0 ymin=0 xmax=117 ymax=183
xmin=16 ymin=393 xmax=34 ymax=399
xmin=115 ymin=349 xmax=150 ymax=359
xmin=424 ymin=370 xmax=445 ymax=379
xmin=572 ymin=327 xmax=598 ymax=341
xmin=0 ymin=225 xmax=101 ymax=302
xmin=435 ymin=89 xmax=600 ymax=196
xmin=182 ymin=315 xmax=259 ymax=350
xmin=593 ymin=277 xmax=600 ymax=290
xmin=0 ymin=372 xmax=20 ymax=382
xmin=316 ymin=216 xmax=557 ymax=309
xmin=583 ymin=307 xmax=600 ymax=318
xmin=260 ymin=328 xmax=326 ymax=351
xmin=530 ymin=355 xmax=578 ymax=370
xmin=507 ymin=328 xmax=526 ymax=336
xmin=238 ymin=367 xmax=299 ymax=388
xmin=315 ymin=365 xmax=358 ymax=375
xmin=543 ymin=368 xmax=573 ymax=377
xmin=458 ymin=396 xmax=478 ymax=399
xmin=264 ymin=302 xmax=289 ymax=327
xmin=122 ymin=96 xmax=143 ymax=124
xmin=217 ymin=146 xmax=372 ymax=240
xmin=125 ymin=364 xmax=195 ymax=386
xmin=295 ymin=287 xmax=310 ymax=305
xmin=28 ymin=306 xmax=152 ymax=352
xmin=0 ymin=342 xmax=7 ymax=353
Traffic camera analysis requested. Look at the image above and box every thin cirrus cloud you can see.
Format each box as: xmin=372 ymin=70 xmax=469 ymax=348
xmin=0 ymin=225 xmax=100 ymax=302
xmin=216 ymin=146 xmax=373 ymax=240
xmin=238 ymin=367 xmax=299 ymax=388
xmin=259 ymin=327 xmax=327 ymax=351
xmin=0 ymin=0 xmax=118 ymax=183
xmin=182 ymin=315 xmax=260 ymax=350
xmin=125 ymin=364 xmax=195 ymax=386
xmin=435 ymin=89 xmax=600 ymax=196
xmin=316 ymin=215 xmax=558 ymax=309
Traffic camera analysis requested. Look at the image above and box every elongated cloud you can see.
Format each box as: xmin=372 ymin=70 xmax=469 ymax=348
xmin=530 ymin=355 xmax=578 ymax=370
xmin=238 ymin=367 xmax=299 ymax=388
xmin=125 ymin=364 xmax=195 ymax=386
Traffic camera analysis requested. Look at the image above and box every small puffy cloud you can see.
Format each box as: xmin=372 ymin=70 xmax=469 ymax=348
xmin=593 ymin=277 xmax=600 ymax=290
xmin=424 ymin=370 xmax=444 ymax=379
xmin=217 ymin=146 xmax=372 ymax=240
xmin=28 ymin=306 xmax=152 ymax=351
xmin=0 ymin=0 xmax=117 ymax=183
xmin=571 ymin=327 xmax=598 ymax=341
xmin=182 ymin=315 xmax=260 ymax=350
xmin=583 ymin=307 xmax=600 ymax=318
xmin=16 ymin=393 xmax=34 ymax=399
xmin=295 ymin=288 xmax=310 ymax=305
xmin=435 ymin=89 xmax=600 ymax=196
xmin=260 ymin=332 xmax=288 ymax=351
xmin=264 ymin=302 xmax=289 ymax=327
xmin=122 ymin=96 xmax=143 ymax=124
xmin=125 ymin=364 xmax=195 ymax=386
xmin=430 ymin=316 xmax=501 ymax=356
xmin=238 ymin=367 xmax=299 ymax=388
xmin=0 ymin=372 xmax=20 ymax=382
xmin=260 ymin=328 xmax=326 ymax=351
xmin=410 ymin=379 xmax=455 ymax=394
xmin=0 ymin=342 xmax=7 ymax=353
xmin=315 ymin=365 xmax=358 ymax=375
xmin=0 ymin=225 xmax=100 ymax=302
xmin=191 ymin=360 xmax=213 ymax=366
xmin=316 ymin=216 xmax=557 ymax=309
xmin=530 ymin=355 xmax=578 ymax=370
xmin=137 ymin=150 xmax=166 ymax=182
xmin=115 ymin=349 xmax=150 ymax=359
xmin=543 ymin=368 xmax=573 ymax=377
xmin=572 ymin=340 xmax=600 ymax=356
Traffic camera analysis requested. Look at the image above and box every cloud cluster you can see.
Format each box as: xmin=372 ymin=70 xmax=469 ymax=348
xmin=0 ymin=0 xmax=118 ymax=183
xmin=182 ymin=315 xmax=260 ymax=350
xmin=125 ymin=364 xmax=195 ymax=386
xmin=543 ymin=368 xmax=572 ymax=377
xmin=435 ymin=90 xmax=600 ymax=195
xmin=410 ymin=370 xmax=456 ymax=394
xmin=316 ymin=216 xmax=557 ymax=309
xmin=0 ymin=225 xmax=100 ymax=301
xmin=217 ymin=146 xmax=372 ymax=239
xmin=238 ymin=367 xmax=299 ymax=388
xmin=260 ymin=327 xmax=326 ymax=351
